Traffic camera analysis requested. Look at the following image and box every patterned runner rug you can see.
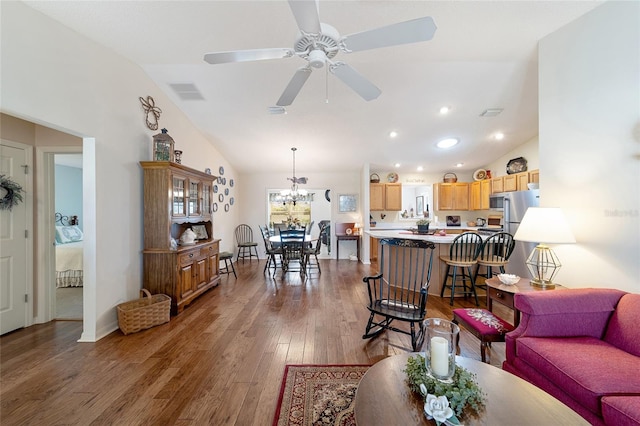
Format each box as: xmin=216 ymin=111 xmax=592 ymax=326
xmin=272 ymin=364 xmax=371 ymax=426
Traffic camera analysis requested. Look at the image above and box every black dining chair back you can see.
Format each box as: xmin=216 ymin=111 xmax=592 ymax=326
xmin=305 ymin=223 xmax=327 ymax=274
xmin=259 ymin=225 xmax=282 ymax=275
xmin=279 ymin=227 xmax=307 ymax=275
xmin=363 ymin=238 xmax=436 ymax=351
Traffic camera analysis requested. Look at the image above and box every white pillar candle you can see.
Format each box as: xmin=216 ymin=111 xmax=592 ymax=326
xmin=430 ymin=336 xmax=449 ymax=377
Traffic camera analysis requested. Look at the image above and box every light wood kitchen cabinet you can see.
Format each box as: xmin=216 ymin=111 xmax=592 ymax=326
xmin=370 ymin=183 xmax=402 ymax=211
xmin=491 ymin=176 xmax=504 ymax=193
xmin=434 ymin=183 xmax=469 ymax=210
xmin=140 ymin=161 xmax=220 ymax=315
xmin=503 ymin=174 xmax=518 ymax=192
xmin=529 ymin=169 xmax=539 ymax=183
xmin=470 ymin=180 xmax=491 ymax=210
xmin=516 ymin=171 xmax=530 ymax=191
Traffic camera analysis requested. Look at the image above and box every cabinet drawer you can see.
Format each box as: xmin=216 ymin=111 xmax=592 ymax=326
xmin=488 ymin=286 xmax=515 ymax=309
xmin=178 ymin=250 xmax=198 ymax=266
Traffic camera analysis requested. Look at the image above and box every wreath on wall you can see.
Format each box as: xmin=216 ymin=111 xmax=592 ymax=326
xmin=0 ymin=175 xmax=24 ymax=211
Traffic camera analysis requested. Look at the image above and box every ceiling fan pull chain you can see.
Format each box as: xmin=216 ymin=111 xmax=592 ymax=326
xmin=325 ymin=65 xmax=330 ymax=103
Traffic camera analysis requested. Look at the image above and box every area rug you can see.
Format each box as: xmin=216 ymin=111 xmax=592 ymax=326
xmin=273 ymin=364 xmax=371 ymax=426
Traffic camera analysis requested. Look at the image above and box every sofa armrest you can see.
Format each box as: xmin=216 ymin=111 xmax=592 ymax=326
xmin=505 ymin=288 xmax=626 ymax=362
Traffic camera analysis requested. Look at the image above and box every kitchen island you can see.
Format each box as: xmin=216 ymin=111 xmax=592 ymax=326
xmin=366 ymin=229 xmax=488 ymax=297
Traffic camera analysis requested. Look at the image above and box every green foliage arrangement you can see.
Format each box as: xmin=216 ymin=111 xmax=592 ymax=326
xmin=416 ymin=218 xmax=431 ymax=225
xmin=404 ymin=354 xmax=486 ymax=417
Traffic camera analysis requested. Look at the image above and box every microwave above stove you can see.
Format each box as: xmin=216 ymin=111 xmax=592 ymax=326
xmin=489 ymin=194 xmax=505 ymax=210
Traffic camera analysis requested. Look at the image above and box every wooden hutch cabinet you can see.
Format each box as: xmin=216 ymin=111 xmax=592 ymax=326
xmin=140 ymin=161 xmax=220 ymax=314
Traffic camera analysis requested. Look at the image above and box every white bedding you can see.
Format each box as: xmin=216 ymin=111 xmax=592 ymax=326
xmin=56 ymin=241 xmax=83 ymax=287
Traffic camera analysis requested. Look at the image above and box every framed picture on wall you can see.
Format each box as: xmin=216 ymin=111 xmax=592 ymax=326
xmin=416 ymin=196 xmax=424 ymax=215
xmin=338 ymin=194 xmax=357 ymax=213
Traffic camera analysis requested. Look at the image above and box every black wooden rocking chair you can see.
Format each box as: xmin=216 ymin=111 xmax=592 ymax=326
xmin=363 ymin=238 xmax=436 ymax=351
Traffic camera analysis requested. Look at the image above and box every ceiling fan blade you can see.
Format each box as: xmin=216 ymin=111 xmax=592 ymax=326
xmin=204 ymin=48 xmax=294 ymax=64
xmin=276 ymin=67 xmax=312 ymax=106
xmin=330 ymin=62 xmax=381 ymax=101
xmin=288 ymin=0 xmax=321 ymax=34
xmin=341 ymin=16 xmax=437 ymax=53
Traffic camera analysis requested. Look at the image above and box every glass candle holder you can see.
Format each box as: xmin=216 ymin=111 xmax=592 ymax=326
xmin=424 ymin=318 xmax=459 ymax=382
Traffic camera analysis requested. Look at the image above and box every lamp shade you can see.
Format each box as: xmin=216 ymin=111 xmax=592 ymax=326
xmin=513 ymin=207 xmax=576 ymax=244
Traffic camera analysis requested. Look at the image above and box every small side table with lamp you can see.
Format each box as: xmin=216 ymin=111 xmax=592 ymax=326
xmin=485 ymin=207 xmax=576 ymax=326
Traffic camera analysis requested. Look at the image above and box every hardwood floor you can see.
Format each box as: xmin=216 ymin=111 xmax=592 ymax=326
xmin=1 ymin=260 xmax=509 ymax=425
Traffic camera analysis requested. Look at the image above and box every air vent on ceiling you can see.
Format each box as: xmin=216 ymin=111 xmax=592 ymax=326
xmin=268 ymin=106 xmax=286 ymax=115
xmin=480 ymin=108 xmax=503 ymax=117
xmin=169 ymin=83 xmax=205 ymax=101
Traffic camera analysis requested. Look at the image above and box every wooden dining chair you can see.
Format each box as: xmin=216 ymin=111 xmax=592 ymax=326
xmin=259 ymin=225 xmax=282 ymax=275
xmin=279 ymin=227 xmax=307 ymax=275
xmin=304 ymin=223 xmax=327 ymax=274
xmin=363 ymin=238 xmax=436 ymax=351
xmin=235 ymin=224 xmax=259 ymax=263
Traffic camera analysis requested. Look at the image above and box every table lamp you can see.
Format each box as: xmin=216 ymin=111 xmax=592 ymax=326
xmin=513 ymin=207 xmax=576 ymax=289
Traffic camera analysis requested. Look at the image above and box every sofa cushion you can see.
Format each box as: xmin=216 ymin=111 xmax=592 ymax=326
xmin=602 ymin=396 xmax=640 ymax=426
xmin=515 ymin=336 xmax=640 ymax=416
xmin=604 ymin=293 xmax=640 ymax=357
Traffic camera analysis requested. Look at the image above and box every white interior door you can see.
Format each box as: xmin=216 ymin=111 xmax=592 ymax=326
xmin=0 ymin=141 xmax=31 ymax=335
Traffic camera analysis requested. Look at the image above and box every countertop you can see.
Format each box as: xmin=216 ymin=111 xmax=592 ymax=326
xmin=366 ymin=229 xmax=489 ymax=243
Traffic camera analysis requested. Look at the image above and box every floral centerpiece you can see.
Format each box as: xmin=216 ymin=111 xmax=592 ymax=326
xmin=286 ymin=215 xmax=301 ymax=229
xmin=405 ymin=354 xmax=485 ymax=425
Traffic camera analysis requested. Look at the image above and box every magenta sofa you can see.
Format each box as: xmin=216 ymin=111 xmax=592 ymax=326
xmin=503 ymin=288 xmax=640 ymax=425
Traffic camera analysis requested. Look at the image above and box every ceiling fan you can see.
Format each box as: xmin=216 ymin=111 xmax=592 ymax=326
xmin=203 ymin=0 xmax=437 ymax=107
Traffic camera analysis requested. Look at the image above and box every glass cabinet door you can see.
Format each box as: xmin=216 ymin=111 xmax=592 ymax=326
xmin=172 ymin=176 xmax=186 ymax=217
xmin=202 ymin=183 xmax=211 ymax=216
xmin=188 ymin=180 xmax=201 ymax=216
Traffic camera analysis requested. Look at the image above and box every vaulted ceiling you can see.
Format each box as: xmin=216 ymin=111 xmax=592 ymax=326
xmin=23 ymin=0 xmax=603 ymax=175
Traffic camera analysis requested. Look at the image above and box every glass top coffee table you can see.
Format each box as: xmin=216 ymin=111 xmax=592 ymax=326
xmin=354 ymin=353 xmax=588 ymax=425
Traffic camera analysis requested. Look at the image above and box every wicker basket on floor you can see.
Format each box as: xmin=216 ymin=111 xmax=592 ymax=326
xmin=117 ymin=289 xmax=170 ymax=335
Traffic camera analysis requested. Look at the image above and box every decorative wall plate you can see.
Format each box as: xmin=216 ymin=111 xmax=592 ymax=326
xmin=205 ymin=168 xmax=212 ymax=175
xmin=387 ymin=172 xmax=399 ymax=183
xmin=230 ymin=197 xmax=234 ymax=205
xmin=229 ymin=179 xmax=234 ymax=187
xmin=506 ymin=157 xmax=528 ymax=174
xmin=212 ymin=203 xmax=218 ymax=212
xmin=213 ymin=185 xmax=218 ymax=193
xmin=222 ymin=177 xmax=227 ymax=185
xmin=224 ymin=204 xmax=230 ymax=212
xmin=217 ymin=176 xmax=222 ymax=184
xmin=345 ymin=228 xmax=353 ymax=235
xmin=218 ymin=194 xmax=224 ymax=202
xmin=224 ymin=188 xmax=229 ymax=195
xmin=219 ymin=166 xmax=224 ymax=175
xmin=473 ymin=169 xmax=487 ymax=181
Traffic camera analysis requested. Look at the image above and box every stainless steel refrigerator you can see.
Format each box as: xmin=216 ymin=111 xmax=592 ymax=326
xmin=503 ymin=189 xmax=540 ymax=278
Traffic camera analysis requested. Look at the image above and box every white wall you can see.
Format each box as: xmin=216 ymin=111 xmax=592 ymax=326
xmin=1 ymin=2 xmax=237 ymax=340
xmin=538 ymin=1 xmax=639 ymax=292
xmin=485 ymin=136 xmax=539 ymax=179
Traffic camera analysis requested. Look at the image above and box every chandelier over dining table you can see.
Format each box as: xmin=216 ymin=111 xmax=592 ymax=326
xmin=280 ymin=147 xmax=308 ymax=206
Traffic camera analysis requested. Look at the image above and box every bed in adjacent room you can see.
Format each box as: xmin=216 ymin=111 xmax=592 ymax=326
xmin=55 ymin=213 xmax=83 ymax=288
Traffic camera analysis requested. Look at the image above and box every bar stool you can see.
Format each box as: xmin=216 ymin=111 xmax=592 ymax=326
xmin=439 ymin=232 xmax=482 ymax=306
xmin=474 ymin=232 xmax=515 ymax=289
xmin=219 ymin=251 xmax=236 ymax=278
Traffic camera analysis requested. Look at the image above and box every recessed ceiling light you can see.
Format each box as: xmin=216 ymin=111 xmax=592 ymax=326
xmin=456 ymin=163 xmax=464 ymax=168
xmin=439 ymin=106 xmax=450 ymax=114
xmin=437 ymin=138 xmax=459 ymax=149
xmin=389 ymin=131 xmax=398 ymax=138
xmin=417 ymin=166 xmax=423 ymax=172
xmin=394 ymin=163 xmax=401 ymax=168
xmin=494 ymin=132 xmax=505 ymax=140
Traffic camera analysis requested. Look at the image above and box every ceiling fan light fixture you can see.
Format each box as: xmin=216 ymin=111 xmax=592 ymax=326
xmin=437 ymin=138 xmax=459 ymax=149
xmin=308 ymin=49 xmax=327 ymax=68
